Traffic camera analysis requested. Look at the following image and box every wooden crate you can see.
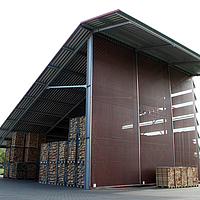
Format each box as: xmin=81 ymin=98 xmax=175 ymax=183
xmin=181 ymin=167 xmax=188 ymax=187
xmin=67 ymin=163 xmax=76 ymax=186
xmin=39 ymin=163 xmax=47 ymax=183
xmin=11 ymin=132 xmax=25 ymax=147
xmin=8 ymin=162 xmax=14 ymax=178
xmin=77 ymin=163 xmax=84 ymax=187
xmin=48 ymin=163 xmax=57 ymax=184
xmin=38 ymin=135 xmax=46 ymax=149
xmin=57 ymin=163 xmax=65 ymax=185
xmin=58 ymin=141 xmax=67 ymax=162
xmin=40 ymin=143 xmax=49 ymax=163
xmin=10 ymin=147 xmax=24 ymax=162
xmin=69 ymin=118 xmax=78 ymax=139
xmin=49 ymin=142 xmax=58 ymax=163
xmin=26 ymin=163 xmax=37 ymax=179
xmin=192 ymin=167 xmax=198 ymax=186
xmin=79 ymin=116 xmax=85 ymax=138
xmin=68 ymin=140 xmax=76 ymax=162
xmin=5 ymin=148 xmax=10 ymax=162
xmin=25 ymin=148 xmax=38 ymax=163
xmin=4 ymin=163 xmax=9 ymax=178
xmin=175 ymin=167 xmax=182 ymax=187
xmin=25 ymin=133 xmax=38 ymax=148
xmin=77 ymin=139 xmax=85 ymax=163
xmin=12 ymin=162 xmax=26 ymax=179
xmin=187 ymin=167 xmax=193 ymax=186
xmin=156 ymin=167 xmax=175 ymax=188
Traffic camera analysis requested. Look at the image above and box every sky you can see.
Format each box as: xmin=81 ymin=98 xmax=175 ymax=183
xmin=0 ymin=0 xmax=200 ymax=127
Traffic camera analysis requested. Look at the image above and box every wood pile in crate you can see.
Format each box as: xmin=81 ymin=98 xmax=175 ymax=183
xmin=8 ymin=162 xmax=14 ymax=178
xmin=68 ymin=140 xmax=77 ymax=162
xmin=11 ymin=132 xmax=25 ymax=147
xmin=10 ymin=147 xmax=24 ymax=162
xmin=40 ymin=143 xmax=49 ymax=163
xmin=77 ymin=163 xmax=84 ymax=187
xmin=5 ymin=148 xmax=10 ymax=163
xmin=156 ymin=167 xmax=199 ymax=188
xmin=4 ymin=163 xmax=9 ymax=178
xmin=26 ymin=163 xmax=37 ymax=179
xmin=48 ymin=163 xmax=57 ymax=184
xmin=49 ymin=142 xmax=58 ymax=163
xmin=25 ymin=133 xmax=38 ymax=148
xmin=39 ymin=163 xmax=47 ymax=183
xmin=24 ymin=148 xmax=38 ymax=163
xmin=12 ymin=162 xmax=26 ymax=179
xmin=66 ymin=163 xmax=76 ymax=186
xmin=57 ymin=163 xmax=65 ymax=185
xmin=69 ymin=118 xmax=78 ymax=139
xmin=58 ymin=141 xmax=67 ymax=162
xmin=79 ymin=116 xmax=86 ymax=138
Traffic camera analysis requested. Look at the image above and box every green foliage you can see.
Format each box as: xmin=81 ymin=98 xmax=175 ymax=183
xmin=0 ymin=148 xmax=5 ymax=166
xmin=0 ymin=168 xmax=4 ymax=175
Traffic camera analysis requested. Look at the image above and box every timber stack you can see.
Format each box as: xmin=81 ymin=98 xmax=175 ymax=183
xmin=156 ymin=166 xmax=199 ymax=188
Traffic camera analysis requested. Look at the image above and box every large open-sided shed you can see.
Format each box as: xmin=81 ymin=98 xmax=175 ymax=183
xmin=0 ymin=10 xmax=200 ymax=189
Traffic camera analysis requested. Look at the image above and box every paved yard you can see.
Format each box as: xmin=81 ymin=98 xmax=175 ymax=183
xmin=0 ymin=178 xmax=199 ymax=200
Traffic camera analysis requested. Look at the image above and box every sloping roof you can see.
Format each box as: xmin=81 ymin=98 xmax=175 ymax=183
xmin=1 ymin=9 xmax=200 ymax=147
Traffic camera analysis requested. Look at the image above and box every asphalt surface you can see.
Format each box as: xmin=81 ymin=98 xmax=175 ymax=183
xmin=0 ymin=177 xmax=199 ymax=200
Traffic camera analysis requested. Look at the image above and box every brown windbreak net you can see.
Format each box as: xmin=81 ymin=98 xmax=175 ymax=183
xmin=91 ymin=35 xmax=199 ymax=187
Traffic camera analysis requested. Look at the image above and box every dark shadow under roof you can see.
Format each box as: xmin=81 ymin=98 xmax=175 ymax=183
xmin=1 ymin=9 xmax=200 ymax=147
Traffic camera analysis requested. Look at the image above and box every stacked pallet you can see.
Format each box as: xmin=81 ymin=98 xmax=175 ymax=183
xmin=12 ymin=162 xmax=26 ymax=179
xmin=57 ymin=141 xmax=67 ymax=185
xmin=39 ymin=143 xmax=49 ymax=183
xmin=156 ymin=167 xmax=199 ymax=188
xmin=3 ymin=140 xmax=11 ymax=178
xmin=48 ymin=142 xmax=58 ymax=184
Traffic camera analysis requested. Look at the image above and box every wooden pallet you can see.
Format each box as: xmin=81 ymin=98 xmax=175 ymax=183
xmin=48 ymin=163 xmax=57 ymax=184
xmin=25 ymin=133 xmax=38 ymax=148
xmin=11 ymin=132 xmax=25 ymax=147
xmin=26 ymin=163 xmax=37 ymax=179
xmin=10 ymin=147 xmax=24 ymax=162
xmin=49 ymin=142 xmax=58 ymax=163
xmin=39 ymin=163 xmax=47 ymax=182
xmin=25 ymin=148 xmax=38 ymax=163
xmin=40 ymin=143 xmax=49 ymax=163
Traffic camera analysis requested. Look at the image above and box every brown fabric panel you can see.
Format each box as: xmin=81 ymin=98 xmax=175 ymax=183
xmin=92 ymin=35 xmax=139 ymax=187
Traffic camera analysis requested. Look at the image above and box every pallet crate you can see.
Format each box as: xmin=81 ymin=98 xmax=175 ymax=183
xmin=39 ymin=163 xmax=48 ymax=183
xmin=4 ymin=163 xmax=9 ymax=178
xmin=24 ymin=148 xmax=38 ymax=163
xmin=187 ymin=167 xmax=193 ymax=186
xmin=58 ymin=141 xmax=67 ymax=163
xmin=11 ymin=132 xmax=25 ymax=147
xmin=12 ymin=162 xmax=26 ymax=179
xmin=10 ymin=147 xmax=24 ymax=162
xmin=57 ymin=163 xmax=66 ymax=185
xmin=6 ymin=140 xmax=12 ymax=148
xmin=77 ymin=163 xmax=85 ymax=188
xmin=8 ymin=162 xmax=14 ymax=178
xmin=49 ymin=142 xmax=58 ymax=163
xmin=5 ymin=148 xmax=10 ymax=162
xmin=66 ymin=163 xmax=76 ymax=186
xmin=40 ymin=143 xmax=49 ymax=163
xmin=48 ymin=163 xmax=57 ymax=184
xmin=156 ymin=167 xmax=175 ymax=188
xmin=26 ymin=163 xmax=37 ymax=179
xmin=192 ymin=167 xmax=198 ymax=186
xmin=25 ymin=133 xmax=38 ymax=148
xmin=68 ymin=140 xmax=77 ymax=162
xmin=69 ymin=118 xmax=78 ymax=139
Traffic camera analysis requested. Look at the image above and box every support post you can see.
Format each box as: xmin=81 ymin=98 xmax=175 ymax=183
xmin=85 ymin=35 xmax=93 ymax=189
xmin=135 ymin=52 xmax=141 ymax=185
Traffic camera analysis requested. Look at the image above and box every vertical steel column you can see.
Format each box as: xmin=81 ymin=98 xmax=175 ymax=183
xmin=85 ymin=35 xmax=93 ymax=189
xmin=135 ymin=52 xmax=141 ymax=185
xmin=167 ymin=66 xmax=175 ymax=166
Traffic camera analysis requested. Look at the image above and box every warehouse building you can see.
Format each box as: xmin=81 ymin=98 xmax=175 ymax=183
xmin=0 ymin=10 xmax=200 ymax=189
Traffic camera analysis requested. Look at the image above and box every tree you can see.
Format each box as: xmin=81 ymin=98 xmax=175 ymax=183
xmin=0 ymin=148 xmax=5 ymax=166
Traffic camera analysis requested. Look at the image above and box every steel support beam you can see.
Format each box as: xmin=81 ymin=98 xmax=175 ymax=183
xmin=47 ymin=85 xmax=87 ymax=89
xmin=170 ymin=61 xmax=200 ymax=65
xmin=85 ymin=36 xmax=93 ymax=190
xmin=136 ymin=44 xmax=173 ymax=52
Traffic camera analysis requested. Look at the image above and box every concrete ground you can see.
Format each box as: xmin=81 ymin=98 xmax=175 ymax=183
xmin=0 ymin=178 xmax=199 ymax=200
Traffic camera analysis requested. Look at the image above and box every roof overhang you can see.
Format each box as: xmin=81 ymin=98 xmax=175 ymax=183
xmin=1 ymin=9 xmax=200 ymax=146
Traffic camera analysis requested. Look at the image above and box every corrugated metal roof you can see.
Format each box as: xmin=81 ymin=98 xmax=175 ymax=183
xmin=1 ymin=9 xmax=200 ymax=146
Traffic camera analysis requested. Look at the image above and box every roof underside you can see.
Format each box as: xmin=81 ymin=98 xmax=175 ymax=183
xmin=1 ymin=9 xmax=200 ymax=147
